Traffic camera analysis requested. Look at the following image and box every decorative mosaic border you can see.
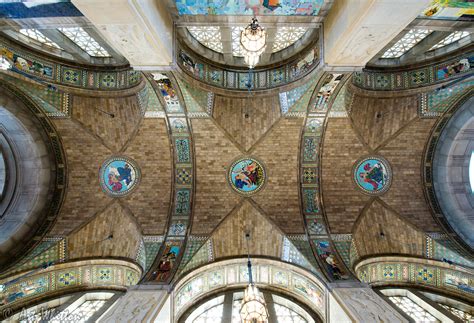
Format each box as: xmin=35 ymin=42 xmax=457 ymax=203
xmin=353 ymin=52 xmax=473 ymax=91
xmin=177 ymin=42 xmax=320 ymax=91
xmin=174 ymin=258 xmax=326 ymax=320
xmin=0 ymin=260 xmax=141 ymax=317
xmin=0 ymin=72 xmax=70 ymax=118
xmin=0 ymin=38 xmax=141 ymax=91
xmin=422 ymin=91 xmax=474 ymax=259
xmin=0 ymin=82 xmax=67 ymax=273
xmin=352 ymin=155 xmax=392 ymax=196
xmin=98 ymin=155 xmax=141 ymax=197
xmin=299 ymin=73 xmax=353 ymax=281
xmin=355 ymin=257 xmax=474 ymax=301
xmin=419 ymin=78 xmax=474 ymax=118
xmin=144 ymin=73 xmax=195 ymax=284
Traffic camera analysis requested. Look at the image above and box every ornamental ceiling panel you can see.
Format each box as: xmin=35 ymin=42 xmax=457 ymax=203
xmin=190 ymin=118 xmax=243 ymax=235
xmin=251 ymin=118 xmax=304 ymax=234
xmin=67 ymin=202 xmax=141 ymax=260
xmin=50 ymin=118 xmax=112 ymax=236
xmin=211 ymin=200 xmax=284 ymax=259
xmin=122 ymin=119 xmax=172 ymax=235
xmin=213 ymin=94 xmax=281 ymax=152
xmin=349 ymin=93 xmax=419 ymax=150
xmin=378 ymin=118 xmax=439 ymax=232
xmin=71 ymin=95 xmax=143 ymax=152
xmin=321 ymin=118 xmax=371 ymax=233
xmin=353 ymin=199 xmax=426 ymax=260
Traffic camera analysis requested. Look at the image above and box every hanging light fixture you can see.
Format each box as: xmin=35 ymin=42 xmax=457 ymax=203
xmin=240 ymin=232 xmax=269 ymax=323
xmin=240 ymin=17 xmax=266 ymax=68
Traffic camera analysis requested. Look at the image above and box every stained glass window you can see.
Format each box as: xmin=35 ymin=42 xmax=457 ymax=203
xmin=381 ymin=29 xmax=432 ymax=58
xmin=429 ymin=31 xmax=470 ymax=50
xmin=272 ymin=27 xmax=308 ymax=53
xmin=438 ymin=304 xmax=474 ymax=321
xmin=58 ymin=27 xmax=110 ymax=57
xmin=188 ymin=26 xmax=224 ymax=53
xmin=388 ymin=296 xmax=439 ymax=322
xmin=19 ymin=29 xmax=61 ymax=49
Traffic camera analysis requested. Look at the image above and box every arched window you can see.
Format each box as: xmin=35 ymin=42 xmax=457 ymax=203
xmin=8 ymin=292 xmax=119 ymax=322
xmin=380 ymin=288 xmax=473 ymax=322
xmin=181 ymin=290 xmax=318 ymax=323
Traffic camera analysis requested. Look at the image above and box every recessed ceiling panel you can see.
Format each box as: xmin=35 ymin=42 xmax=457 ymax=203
xmin=175 ymin=0 xmax=324 ymax=16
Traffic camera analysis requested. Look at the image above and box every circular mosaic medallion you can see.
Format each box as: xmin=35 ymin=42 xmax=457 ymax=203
xmin=99 ymin=156 xmax=140 ymax=197
xmin=228 ymin=157 xmax=266 ymax=196
xmin=353 ymin=156 xmax=391 ymax=195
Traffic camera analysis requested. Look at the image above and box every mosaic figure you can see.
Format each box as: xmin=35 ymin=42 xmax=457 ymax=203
xmin=437 ymin=57 xmax=472 ymax=79
xmin=353 ymin=157 xmax=391 ymax=195
xmin=11 ymin=52 xmax=53 ymax=78
xmin=154 ymin=244 xmax=180 ymax=282
xmin=99 ymin=156 xmax=140 ymax=197
xmin=315 ymin=240 xmax=348 ymax=280
xmin=228 ymin=158 xmax=266 ymax=195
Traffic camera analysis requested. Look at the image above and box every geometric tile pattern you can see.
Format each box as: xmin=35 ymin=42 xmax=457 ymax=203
xmin=178 ymin=45 xmax=319 ymax=91
xmin=356 ymin=257 xmax=474 ymax=300
xmin=177 ymin=77 xmax=211 ymax=118
xmin=0 ymin=260 xmax=141 ymax=312
xmin=419 ymin=79 xmax=474 ymax=117
xmin=0 ymin=73 xmax=69 ymax=117
xmin=332 ymin=234 xmax=353 ymax=270
xmin=425 ymin=236 xmax=474 ymax=268
xmin=279 ymin=79 xmax=314 ymax=115
xmin=1 ymin=239 xmax=67 ymax=277
xmin=180 ymin=238 xmax=213 ymax=275
xmin=299 ymin=72 xmax=351 ymax=281
xmin=281 ymin=236 xmax=320 ymax=275
xmin=353 ymin=53 xmax=473 ymax=91
xmin=146 ymin=73 xmax=195 ymax=284
xmin=1 ymin=39 xmax=140 ymax=90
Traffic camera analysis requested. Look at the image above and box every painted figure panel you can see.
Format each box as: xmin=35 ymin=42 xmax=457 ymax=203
xmin=353 ymin=157 xmax=391 ymax=195
xmin=99 ymin=156 xmax=140 ymax=197
xmin=175 ymin=0 xmax=324 ymax=16
xmin=228 ymin=158 xmax=266 ymax=195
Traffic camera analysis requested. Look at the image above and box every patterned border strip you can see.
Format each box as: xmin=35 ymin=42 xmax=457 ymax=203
xmin=299 ymin=73 xmax=354 ymax=281
xmin=0 ymin=72 xmax=70 ymax=118
xmin=355 ymin=257 xmax=474 ymax=301
xmin=353 ymin=53 xmax=473 ymax=91
xmin=419 ymin=78 xmax=474 ymax=118
xmin=0 ymin=259 xmax=141 ymax=317
xmin=423 ymin=90 xmax=474 ymax=258
xmin=144 ymin=73 xmax=195 ymax=284
xmin=177 ymin=42 xmax=320 ymax=91
xmin=0 ymin=82 xmax=67 ymax=273
xmin=173 ymin=258 xmax=326 ymax=320
xmin=0 ymin=38 xmax=141 ymax=91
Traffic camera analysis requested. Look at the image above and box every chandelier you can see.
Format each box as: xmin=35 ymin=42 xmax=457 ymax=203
xmin=240 ymin=18 xmax=267 ymax=68
xmin=240 ymin=232 xmax=269 ymax=322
